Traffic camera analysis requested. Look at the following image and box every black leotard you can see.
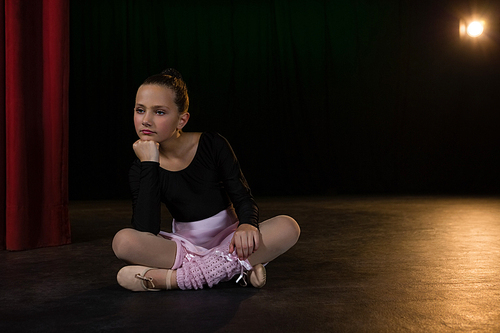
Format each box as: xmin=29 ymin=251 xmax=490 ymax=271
xmin=129 ymin=132 xmax=259 ymax=235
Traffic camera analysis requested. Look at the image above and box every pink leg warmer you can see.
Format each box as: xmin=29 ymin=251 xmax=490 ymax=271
xmin=176 ymin=245 xmax=249 ymax=290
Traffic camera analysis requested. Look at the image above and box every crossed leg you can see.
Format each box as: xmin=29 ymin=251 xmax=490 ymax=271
xmin=248 ymin=215 xmax=300 ymax=266
xmin=112 ymin=229 xmax=180 ymax=289
xmin=112 ymin=215 xmax=300 ymax=290
xmin=112 ymin=229 xmax=178 ymax=268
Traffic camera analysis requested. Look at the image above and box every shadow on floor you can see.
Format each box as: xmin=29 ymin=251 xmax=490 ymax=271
xmin=2 ymin=196 xmax=500 ymax=332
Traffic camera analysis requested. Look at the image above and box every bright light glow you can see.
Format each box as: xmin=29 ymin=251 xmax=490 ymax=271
xmin=467 ymin=21 xmax=484 ymax=37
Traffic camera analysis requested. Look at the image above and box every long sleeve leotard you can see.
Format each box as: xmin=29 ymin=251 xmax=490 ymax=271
xmin=129 ymin=132 xmax=259 ymax=235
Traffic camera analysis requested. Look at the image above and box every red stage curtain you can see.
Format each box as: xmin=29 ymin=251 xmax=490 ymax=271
xmin=1 ymin=0 xmax=5 ymax=249
xmin=1 ymin=0 xmax=71 ymax=250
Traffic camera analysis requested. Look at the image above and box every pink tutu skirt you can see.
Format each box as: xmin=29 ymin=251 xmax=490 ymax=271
xmin=158 ymin=207 xmax=249 ymax=270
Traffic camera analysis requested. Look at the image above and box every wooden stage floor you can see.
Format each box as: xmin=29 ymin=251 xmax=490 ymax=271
xmin=1 ymin=196 xmax=500 ymax=332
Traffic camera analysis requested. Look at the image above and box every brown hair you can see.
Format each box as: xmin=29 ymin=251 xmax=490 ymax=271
xmin=142 ymin=68 xmax=189 ymax=113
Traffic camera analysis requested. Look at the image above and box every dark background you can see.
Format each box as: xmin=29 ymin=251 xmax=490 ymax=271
xmin=69 ymin=0 xmax=500 ymax=200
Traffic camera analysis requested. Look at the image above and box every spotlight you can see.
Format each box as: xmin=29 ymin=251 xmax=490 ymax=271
xmin=467 ymin=21 xmax=484 ymax=37
xmin=460 ymin=19 xmax=486 ymax=39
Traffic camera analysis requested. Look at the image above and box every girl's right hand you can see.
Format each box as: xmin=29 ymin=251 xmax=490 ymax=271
xmin=133 ymin=140 xmax=160 ymax=162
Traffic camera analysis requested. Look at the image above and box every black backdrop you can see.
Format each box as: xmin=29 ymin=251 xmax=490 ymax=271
xmin=69 ymin=0 xmax=500 ymax=200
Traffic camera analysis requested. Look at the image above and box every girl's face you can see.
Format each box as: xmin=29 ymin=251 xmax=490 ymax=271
xmin=134 ymin=84 xmax=188 ymax=143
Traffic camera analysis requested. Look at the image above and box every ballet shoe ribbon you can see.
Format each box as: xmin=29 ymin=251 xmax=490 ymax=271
xmin=213 ymin=249 xmax=253 ymax=284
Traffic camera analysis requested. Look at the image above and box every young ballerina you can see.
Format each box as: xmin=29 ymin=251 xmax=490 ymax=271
xmin=112 ymin=69 xmax=300 ymax=291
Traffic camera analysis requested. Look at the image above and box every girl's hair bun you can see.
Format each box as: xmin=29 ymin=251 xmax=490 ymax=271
xmin=161 ymin=68 xmax=183 ymax=80
xmin=142 ymin=68 xmax=189 ymax=113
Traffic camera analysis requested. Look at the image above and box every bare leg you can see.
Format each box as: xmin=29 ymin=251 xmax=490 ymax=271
xmin=112 ymin=228 xmax=177 ymax=269
xmin=248 ymin=215 xmax=300 ymax=266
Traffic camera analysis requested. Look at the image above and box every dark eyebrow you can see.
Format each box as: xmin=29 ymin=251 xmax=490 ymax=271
xmin=135 ymin=103 xmax=171 ymax=110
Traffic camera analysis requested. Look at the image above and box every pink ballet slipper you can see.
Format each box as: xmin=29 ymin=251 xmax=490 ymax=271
xmin=238 ymin=263 xmax=267 ymax=288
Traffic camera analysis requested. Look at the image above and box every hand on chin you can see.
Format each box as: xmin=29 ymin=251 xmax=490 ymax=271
xmin=133 ymin=139 xmax=160 ymax=162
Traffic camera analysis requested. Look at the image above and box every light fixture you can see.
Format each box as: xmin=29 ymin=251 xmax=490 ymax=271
xmin=467 ymin=21 xmax=484 ymax=37
xmin=460 ymin=19 xmax=486 ymax=39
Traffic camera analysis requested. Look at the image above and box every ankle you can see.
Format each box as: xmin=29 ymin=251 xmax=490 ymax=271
xmin=146 ymin=269 xmax=178 ymax=290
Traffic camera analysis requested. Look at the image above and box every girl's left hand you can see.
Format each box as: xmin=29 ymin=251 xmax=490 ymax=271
xmin=229 ymin=224 xmax=260 ymax=261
